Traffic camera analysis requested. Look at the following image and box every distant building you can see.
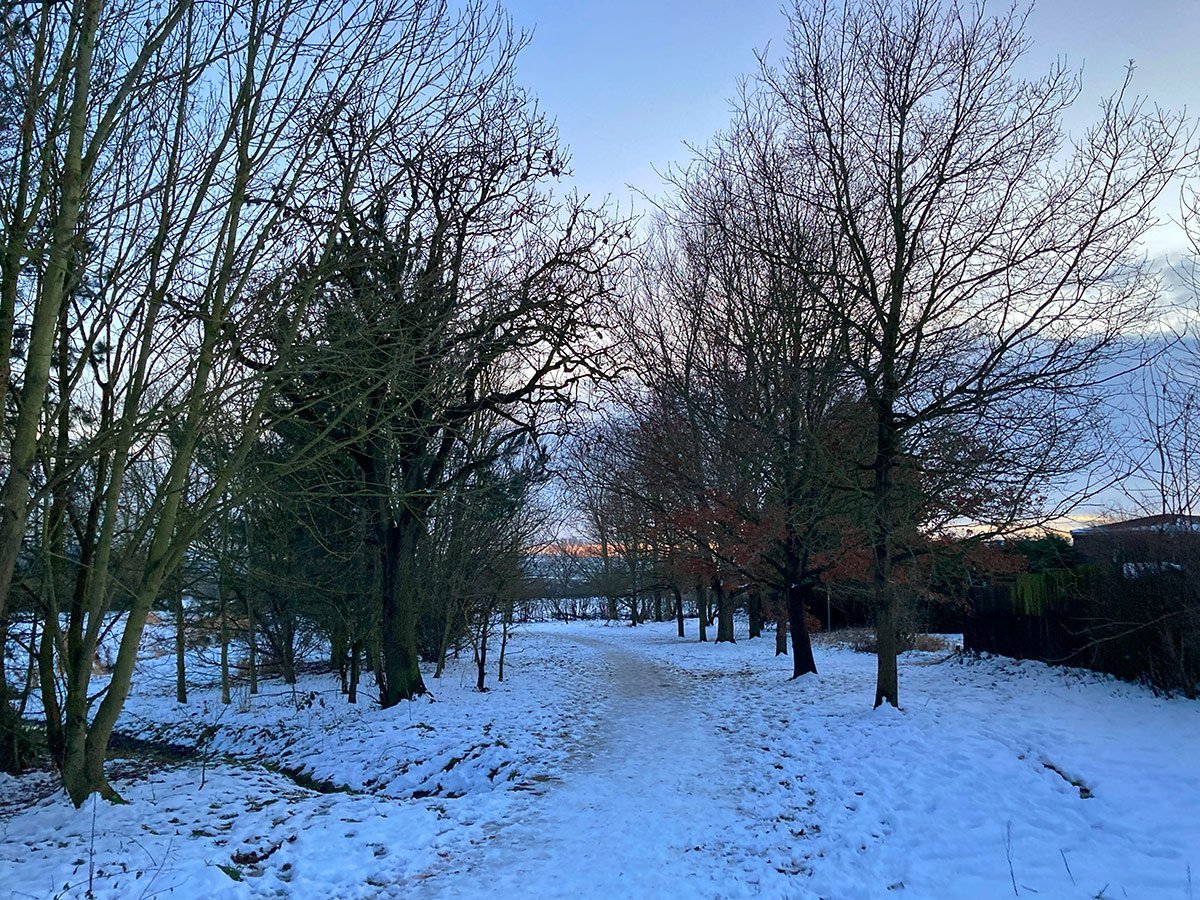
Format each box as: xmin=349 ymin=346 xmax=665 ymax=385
xmin=1071 ymin=514 xmax=1200 ymax=577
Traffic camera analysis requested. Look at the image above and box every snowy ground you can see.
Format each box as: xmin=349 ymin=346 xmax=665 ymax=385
xmin=2 ymin=620 xmax=1198 ymax=899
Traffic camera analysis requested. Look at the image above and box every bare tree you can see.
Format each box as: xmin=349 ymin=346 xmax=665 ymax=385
xmin=1121 ymin=361 xmax=1200 ymax=518
xmin=646 ymin=89 xmax=868 ymax=674
xmin=0 ymin=0 xmax=198 ymax=773
xmin=261 ymin=46 xmax=630 ymax=705
xmin=764 ymin=0 xmax=1193 ymax=707
xmin=6 ymin=0 xmax=531 ymax=802
xmin=1119 ymin=191 xmax=1200 ymax=518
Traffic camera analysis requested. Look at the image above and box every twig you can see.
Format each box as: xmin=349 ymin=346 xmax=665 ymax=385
xmin=1005 ymin=821 xmax=1019 ymax=896
xmin=137 ymin=834 xmax=175 ymax=900
xmin=129 ymin=836 xmax=158 ymax=868
xmin=1060 ymin=848 xmax=1075 ymax=885
xmin=87 ymin=794 xmax=98 ymax=898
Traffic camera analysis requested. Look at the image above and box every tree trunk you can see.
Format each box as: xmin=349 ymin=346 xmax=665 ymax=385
xmin=380 ymin=514 xmax=427 ymax=706
xmin=498 ymin=601 xmax=511 ymax=683
xmin=332 ymin=629 xmax=348 ymax=694
xmin=367 ymin=557 xmax=384 ymax=695
xmin=247 ymin=593 xmax=258 ymax=696
xmin=874 ymin=595 xmax=899 ymax=708
xmin=0 ymin=0 xmax=100 ymax=667
xmin=600 ymin=537 xmax=617 ymax=620
xmin=371 ymin=633 xmax=385 ymax=697
xmin=714 ymin=577 xmax=735 ymax=643
xmin=219 ymin=584 xmax=231 ymax=706
xmin=696 ymin=582 xmax=708 ymax=642
xmin=748 ymin=588 xmax=762 ymax=639
xmin=787 ymin=582 xmax=818 ymax=678
xmin=673 ymin=585 xmax=685 ymax=638
xmin=38 ymin=616 xmax=64 ymax=770
xmin=0 ymin=0 xmax=105 ymax=779
xmin=475 ymin=609 xmax=489 ymax=692
xmin=872 ymin=403 xmax=900 ymax=708
xmin=348 ymin=639 xmax=361 ymax=704
xmin=174 ymin=586 xmax=187 ymax=704
xmin=775 ymin=604 xmax=788 ymax=656
xmin=280 ymin=609 xmax=297 ymax=685
xmin=218 ymin=509 xmax=232 ymax=705
xmin=0 ymin=694 xmax=25 ymax=776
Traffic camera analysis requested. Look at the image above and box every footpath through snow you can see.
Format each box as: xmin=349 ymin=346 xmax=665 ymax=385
xmin=408 ymin=633 xmax=799 ymax=897
xmin=2 ymin=620 xmax=1198 ymax=898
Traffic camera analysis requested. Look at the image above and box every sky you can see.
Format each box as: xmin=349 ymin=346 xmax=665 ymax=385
xmin=504 ymin=0 xmax=1200 ymax=254
xmin=501 ymin=1 xmax=1200 ymax=528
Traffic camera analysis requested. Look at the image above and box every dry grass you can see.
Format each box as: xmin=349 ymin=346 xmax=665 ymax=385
xmin=816 ymin=628 xmax=949 ymax=655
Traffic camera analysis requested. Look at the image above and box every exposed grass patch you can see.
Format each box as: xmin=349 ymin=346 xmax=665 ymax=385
xmin=264 ymin=762 xmax=357 ymax=795
xmin=1042 ymin=759 xmax=1094 ymax=799
xmin=106 ymin=731 xmax=197 ymax=762
xmin=819 ymin=629 xmax=950 ymax=655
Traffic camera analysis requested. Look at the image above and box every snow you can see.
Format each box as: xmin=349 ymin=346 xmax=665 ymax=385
xmin=0 ymin=765 xmax=443 ymax=899
xmin=2 ymin=619 xmax=1198 ymax=898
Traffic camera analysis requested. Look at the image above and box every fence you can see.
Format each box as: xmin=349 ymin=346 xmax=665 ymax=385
xmin=964 ymin=567 xmax=1199 ymax=697
xmin=964 ymin=583 xmax=1084 ymax=665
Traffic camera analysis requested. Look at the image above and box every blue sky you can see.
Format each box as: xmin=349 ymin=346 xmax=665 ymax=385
xmin=504 ymin=0 xmax=783 ymax=207
xmin=505 ymin=0 xmax=1200 ymax=252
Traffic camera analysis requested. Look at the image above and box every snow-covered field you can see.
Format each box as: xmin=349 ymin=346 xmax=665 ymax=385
xmin=2 ymin=620 xmax=1197 ymax=899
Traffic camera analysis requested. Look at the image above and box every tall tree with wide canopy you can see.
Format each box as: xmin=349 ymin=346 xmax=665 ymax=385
xmin=270 ymin=75 xmax=629 ymax=706
xmin=765 ymin=0 xmax=1193 ymax=707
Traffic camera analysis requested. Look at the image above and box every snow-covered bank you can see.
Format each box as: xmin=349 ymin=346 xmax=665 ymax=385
xmin=2 ymin=620 xmax=1197 ymax=898
xmin=0 ymin=627 xmax=612 ymax=899
xmin=0 ymin=764 xmax=444 ymax=899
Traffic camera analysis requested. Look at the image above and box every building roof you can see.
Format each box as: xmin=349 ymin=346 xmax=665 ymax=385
xmin=1071 ymin=514 xmax=1200 ymax=537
